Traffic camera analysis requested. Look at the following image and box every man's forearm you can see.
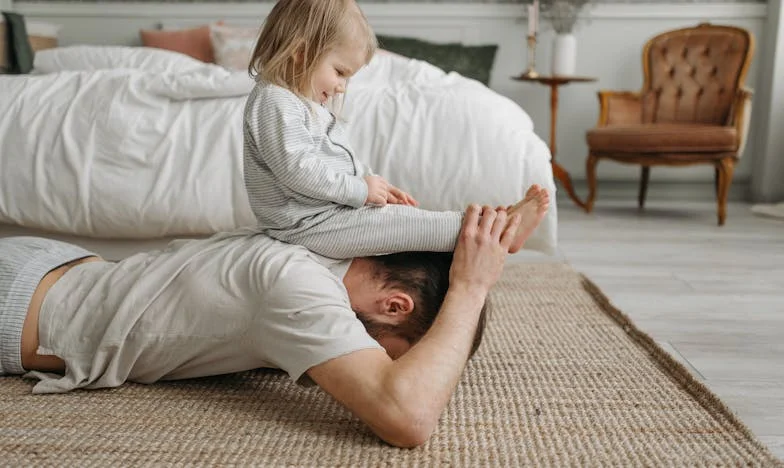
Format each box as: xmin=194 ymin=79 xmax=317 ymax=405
xmin=382 ymin=284 xmax=487 ymax=438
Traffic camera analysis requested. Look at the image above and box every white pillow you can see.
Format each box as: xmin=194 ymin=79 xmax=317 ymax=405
xmin=351 ymin=52 xmax=446 ymax=89
xmin=210 ymin=24 xmax=259 ymax=70
xmin=33 ymin=45 xmax=215 ymax=74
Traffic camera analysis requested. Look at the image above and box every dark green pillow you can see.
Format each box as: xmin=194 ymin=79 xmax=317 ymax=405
xmin=376 ymin=34 xmax=498 ymax=86
xmin=2 ymin=12 xmax=35 ymax=74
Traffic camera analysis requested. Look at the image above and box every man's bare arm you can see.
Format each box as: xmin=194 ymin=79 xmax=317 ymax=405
xmin=307 ymin=205 xmax=520 ymax=447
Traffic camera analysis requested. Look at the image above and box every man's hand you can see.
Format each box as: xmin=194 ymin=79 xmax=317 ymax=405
xmin=364 ymin=175 xmax=390 ymax=206
xmin=387 ymin=186 xmax=419 ymax=207
xmin=449 ymin=205 xmax=521 ymax=295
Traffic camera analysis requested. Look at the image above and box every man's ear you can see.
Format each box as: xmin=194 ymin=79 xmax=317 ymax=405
xmin=382 ymin=291 xmax=414 ymax=319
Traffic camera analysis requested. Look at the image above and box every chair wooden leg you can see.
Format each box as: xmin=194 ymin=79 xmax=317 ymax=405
xmin=638 ymin=166 xmax=650 ymax=209
xmin=715 ymin=157 xmax=735 ymax=226
xmin=585 ymin=153 xmax=599 ymax=213
xmin=714 ymin=167 xmax=720 ymax=197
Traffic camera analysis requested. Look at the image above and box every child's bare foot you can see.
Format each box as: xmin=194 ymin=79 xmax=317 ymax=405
xmin=506 ymin=185 xmax=550 ymax=253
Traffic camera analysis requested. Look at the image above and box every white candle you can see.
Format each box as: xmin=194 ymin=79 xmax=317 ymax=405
xmin=527 ymin=4 xmax=535 ymax=35
xmin=533 ymin=0 xmax=539 ymax=35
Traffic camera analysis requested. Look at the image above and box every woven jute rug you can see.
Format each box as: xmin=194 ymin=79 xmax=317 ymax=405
xmin=0 ymin=263 xmax=780 ymax=466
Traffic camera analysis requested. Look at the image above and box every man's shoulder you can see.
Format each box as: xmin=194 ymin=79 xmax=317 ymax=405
xmin=178 ymin=231 xmax=343 ymax=300
xmin=214 ymin=230 xmax=344 ymax=283
xmin=182 ymin=229 xmax=315 ymax=263
xmin=270 ymin=250 xmax=346 ymax=293
xmin=254 ymin=246 xmax=350 ymax=306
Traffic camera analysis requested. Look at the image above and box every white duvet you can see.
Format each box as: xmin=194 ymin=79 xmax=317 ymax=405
xmin=0 ymin=46 xmax=557 ymax=253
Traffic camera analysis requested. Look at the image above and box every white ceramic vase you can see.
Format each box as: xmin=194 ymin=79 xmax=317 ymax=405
xmin=551 ymin=33 xmax=577 ymax=76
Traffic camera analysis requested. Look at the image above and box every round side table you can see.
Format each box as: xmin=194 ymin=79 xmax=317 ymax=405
xmin=512 ymin=74 xmax=597 ymax=210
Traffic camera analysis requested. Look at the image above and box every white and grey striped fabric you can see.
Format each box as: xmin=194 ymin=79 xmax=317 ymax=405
xmin=0 ymin=237 xmax=94 ymax=376
xmin=243 ymin=82 xmax=462 ymax=258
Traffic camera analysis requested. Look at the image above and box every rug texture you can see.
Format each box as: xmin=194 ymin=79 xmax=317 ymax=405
xmin=0 ymin=263 xmax=780 ymax=466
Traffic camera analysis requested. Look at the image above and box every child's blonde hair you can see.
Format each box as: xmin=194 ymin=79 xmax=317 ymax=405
xmin=249 ymin=0 xmax=377 ymax=101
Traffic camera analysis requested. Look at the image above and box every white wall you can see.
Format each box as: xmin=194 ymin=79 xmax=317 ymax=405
xmin=0 ymin=0 xmax=13 ymax=10
xmin=750 ymin=0 xmax=783 ymax=202
xmin=14 ymin=2 xmax=768 ymax=184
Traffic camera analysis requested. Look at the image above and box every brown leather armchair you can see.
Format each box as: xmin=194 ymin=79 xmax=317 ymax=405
xmin=584 ymin=23 xmax=754 ymax=225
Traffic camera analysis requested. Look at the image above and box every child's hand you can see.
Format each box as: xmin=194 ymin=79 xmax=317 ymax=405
xmin=364 ymin=175 xmax=390 ymax=206
xmin=388 ymin=186 xmax=419 ymax=207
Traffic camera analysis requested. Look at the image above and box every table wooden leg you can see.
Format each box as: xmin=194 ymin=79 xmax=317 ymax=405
xmin=547 ymin=82 xmax=588 ymax=210
xmin=552 ymin=160 xmax=588 ymax=211
xmin=549 ymin=84 xmax=559 ymax=158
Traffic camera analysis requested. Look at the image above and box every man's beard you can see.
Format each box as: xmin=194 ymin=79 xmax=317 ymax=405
xmin=355 ymin=310 xmax=399 ymax=340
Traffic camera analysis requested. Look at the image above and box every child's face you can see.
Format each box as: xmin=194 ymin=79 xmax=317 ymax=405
xmin=308 ymin=43 xmax=366 ymax=105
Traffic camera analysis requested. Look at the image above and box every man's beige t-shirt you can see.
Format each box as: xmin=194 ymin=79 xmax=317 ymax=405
xmin=28 ymin=230 xmax=382 ymax=394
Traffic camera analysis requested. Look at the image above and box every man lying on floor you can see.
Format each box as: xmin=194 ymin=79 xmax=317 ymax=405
xmin=0 ymin=205 xmax=529 ymax=448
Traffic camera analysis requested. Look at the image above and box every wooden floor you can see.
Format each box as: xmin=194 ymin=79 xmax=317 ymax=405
xmin=512 ymin=195 xmax=784 ymax=459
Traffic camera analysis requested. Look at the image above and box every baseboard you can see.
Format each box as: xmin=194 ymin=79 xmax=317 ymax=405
xmin=561 ymin=180 xmax=750 ymax=203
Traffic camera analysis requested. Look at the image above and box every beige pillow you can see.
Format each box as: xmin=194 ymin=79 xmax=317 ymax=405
xmin=140 ymin=24 xmax=217 ymax=63
xmin=210 ymin=24 xmax=259 ymax=70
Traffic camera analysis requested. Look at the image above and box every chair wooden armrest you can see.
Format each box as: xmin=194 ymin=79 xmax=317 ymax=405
xmin=596 ymin=90 xmax=642 ymax=127
xmin=728 ymin=87 xmax=754 ymax=157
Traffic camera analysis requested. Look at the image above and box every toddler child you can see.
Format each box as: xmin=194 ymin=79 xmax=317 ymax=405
xmin=244 ymin=0 xmax=549 ymax=259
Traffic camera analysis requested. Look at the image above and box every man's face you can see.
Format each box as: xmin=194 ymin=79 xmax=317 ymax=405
xmin=355 ymin=311 xmax=411 ymax=360
xmin=343 ymin=258 xmax=415 ymax=360
xmin=376 ymin=335 xmax=411 ymax=360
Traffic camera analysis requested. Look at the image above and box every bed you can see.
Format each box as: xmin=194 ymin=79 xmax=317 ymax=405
xmin=0 ymin=46 xmax=557 ymax=258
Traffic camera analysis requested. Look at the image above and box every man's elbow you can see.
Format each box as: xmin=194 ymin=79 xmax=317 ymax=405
xmin=378 ymin=410 xmax=437 ymax=448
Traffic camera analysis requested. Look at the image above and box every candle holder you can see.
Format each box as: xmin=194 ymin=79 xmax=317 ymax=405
xmin=520 ymin=34 xmax=539 ymax=79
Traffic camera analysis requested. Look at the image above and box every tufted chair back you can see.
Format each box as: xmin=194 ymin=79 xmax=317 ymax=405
xmin=641 ymin=23 xmax=753 ymax=125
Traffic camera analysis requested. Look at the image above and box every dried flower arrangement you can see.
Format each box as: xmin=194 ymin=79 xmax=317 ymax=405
xmin=540 ymin=0 xmax=595 ymax=34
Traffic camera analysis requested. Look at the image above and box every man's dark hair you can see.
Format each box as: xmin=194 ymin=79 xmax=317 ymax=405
xmin=368 ymin=252 xmax=490 ymax=359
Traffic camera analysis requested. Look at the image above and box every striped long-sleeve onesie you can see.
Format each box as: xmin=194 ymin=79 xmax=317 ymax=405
xmin=243 ymin=82 xmax=463 ymax=259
